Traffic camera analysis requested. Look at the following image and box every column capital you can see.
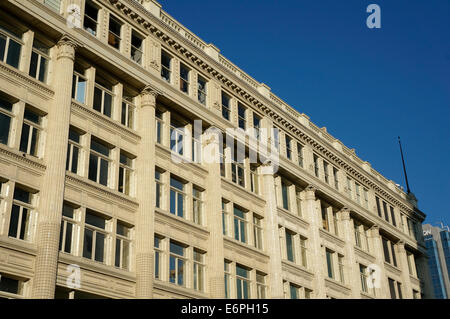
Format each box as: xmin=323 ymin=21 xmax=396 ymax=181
xmin=396 ymin=240 xmax=406 ymax=250
xmin=369 ymin=225 xmax=380 ymax=236
xmin=338 ymin=207 xmax=351 ymax=220
xmin=140 ymin=85 xmax=161 ymax=108
xmin=304 ymin=184 xmax=316 ymax=200
xmin=56 ymin=34 xmax=80 ymax=61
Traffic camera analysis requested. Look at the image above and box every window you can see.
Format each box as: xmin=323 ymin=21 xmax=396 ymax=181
xmin=108 ymin=15 xmax=122 ymax=50
xmin=154 ymin=236 xmax=162 ymax=279
xmin=382 ymin=201 xmax=389 ymax=222
xmin=238 ymin=103 xmax=246 ymax=130
xmin=333 ymin=167 xmax=339 ymax=189
xmin=253 ymin=113 xmax=261 ymax=140
xmin=82 ymin=210 xmax=107 ymax=263
xmin=289 ymin=284 xmax=299 ymax=299
xmin=333 ymin=210 xmax=339 ymax=236
xmin=192 ymin=127 xmax=201 ymax=163
xmin=88 ymin=137 xmax=111 ymax=187
xmin=236 ymin=265 xmax=250 ymax=299
xmin=285 ymin=135 xmax=292 ymax=159
xmin=161 ymin=50 xmax=171 ymax=82
xmin=326 ymin=249 xmax=334 ymax=279
xmin=155 ymin=110 xmax=164 ymax=144
xmin=121 ymin=97 xmax=136 ymax=129
xmin=0 ymin=96 xmax=13 ymax=146
xmin=297 ymin=143 xmax=304 ymax=167
xmin=155 ymin=170 xmax=162 ymax=209
xmin=256 ymin=272 xmax=267 ymax=298
xmin=281 ymin=181 xmax=289 ymax=211
xmin=29 ymin=39 xmax=49 ymax=83
xmin=9 ymin=187 xmax=34 ymax=241
xmin=193 ymin=250 xmax=205 ymax=292
xmin=253 ymin=215 xmax=263 ymax=250
xmin=115 ymin=222 xmax=131 ymax=270
xmin=93 ymin=77 xmax=114 ymax=118
xmin=179 ymin=63 xmax=190 ymax=94
xmin=321 ymin=204 xmax=329 ymax=231
xmin=273 ymin=128 xmax=280 ymax=151
xmin=285 ymin=230 xmax=295 ymax=262
xmin=0 ymin=273 xmax=24 ymax=297
xmin=231 ymin=143 xmax=245 ymax=187
xmin=296 ymin=189 xmax=302 ymax=217
xmin=169 ymin=241 xmax=185 ymax=286
xmin=388 ymin=278 xmax=402 ymax=299
xmin=382 ymin=238 xmax=397 ymax=267
xmin=72 ymin=65 xmax=87 ymax=104
xmin=363 ymin=188 xmax=369 ymax=209
xmin=376 ymin=196 xmax=382 ymax=217
xmin=300 ymin=236 xmax=308 ymax=268
xmin=130 ymin=31 xmax=143 ymax=64
xmin=0 ymin=22 xmax=23 ymax=69
xmin=233 ymin=206 xmax=247 ymax=244
xmin=360 ymin=264 xmax=368 ymax=293
xmin=169 ymin=176 xmax=185 ymax=218
xmin=250 ymin=165 xmax=259 ymax=194
xmin=197 ymin=75 xmax=207 ymax=105
xmin=83 ymin=1 xmax=99 ymax=36
xmin=224 ymin=261 xmax=231 ymax=299
xmin=323 ymin=161 xmax=329 ymax=184
xmin=19 ymin=108 xmax=43 ymax=157
xmin=170 ymin=119 xmax=185 ymax=156
xmin=118 ymin=152 xmax=134 ymax=196
xmin=355 ymin=183 xmax=361 ymax=205
xmin=338 ymin=254 xmax=345 ymax=283
xmin=192 ymin=187 xmax=203 ymax=225
xmin=221 ymin=91 xmax=231 ymax=121
xmin=346 ymin=177 xmax=352 ymax=198
xmin=390 ymin=206 xmax=397 ymax=226
xmin=59 ymin=203 xmax=77 ymax=254
xmin=313 ymin=154 xmax=319 ymax=177
xmin=222 ymin=200 xmax=229 ymax=236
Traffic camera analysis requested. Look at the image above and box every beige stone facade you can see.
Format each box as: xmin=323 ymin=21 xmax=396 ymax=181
xmin=0 ymin=0 xmax=433 ymax=299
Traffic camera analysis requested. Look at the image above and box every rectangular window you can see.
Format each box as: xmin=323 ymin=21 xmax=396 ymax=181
xmin=231 ymin=145 xmax=245 ymax=188
xmin=115 ymin=222 xmax=131 ymax=270
xmin=273 ymin=128 xmax=280 ymax=152
xmin=253 ymin=215 xmax=263 ymax=250
xmin=29 ymin=39 xmax=50 ymax=83
xmin=289 ymin=284 xmax=299 ymax=299
xmin=121 ymin=97 xmax=136 ymax=129
xmin=72 ymin=65 xmax=87 ymax=104
xmin=59 ymin=203 xmax=77 ymax=254
xmin=321 ymin=204 xmax=329 ymax=231
xmin=0 ymin=96 xmax=13 ymax=146
xmin=221 ymin=91 xmax=231 ymax=121
xmin=338 ymin=254 xmax=345 ymax=283
xmin=326 ymin=249 xmax=334 ymax=279
xmin=355 ymin=183 xmax=361 ymax=205
xmin=281 ymin=181 xmax=289 ymax=211
xmin=253 ymin=113 xmax=261 ymax=140
xmin=285 ymin=135 xmax=292 ymax=160
xmin=388 ymin=278 xmax=397 ymax=299
xmin=93 ymin=79 xmax=114 ymax=118
xmin=8 ymin=187 xmax=34 ymax=241
xmin=354 ymin=222 xmax=362 ymax=248
xmin=192 ymin=187 xmax=203 ymax=226
xmin=363 ymin=188 xmax=369 ymax=209
xmin=83 ymin=210 xmax=107 ymax=263
xmin=118 ymin=152 xmax=134 ymax=196
xmin=391 ymin=241 xmax=397 ymax=267
xmin=193 ymin=250 xmax=205 ymax=292
xmin=360 ymin=264 xmax=368 ymax=293
xmin=130 ymin=30 xmax=143 ymax=64
xmin=224 ymin=261 xmax=231 ymax=299
xmin=238 ymin=103 xmax=246 ymax=130
xmin=333 ymin=210 xmax=339 ymax=236
xmin=296 ymin=190 xmax=302 ymax=217
xmin=169 ymin=176 xmax=185 ymax=218
xmin=346 ymin=177 xmax=352 ymax=198
xmin=323 ymin=161 xmax=329 ymax=184
xmin=170 ymin=120 xmax=185 ymax=157
xmin=236 ymin=265 xmax=250 ymax=299
xmin=155 ymin=170 xmax=162 ymax=209
xmin=297 ymin=143 xmax=304 ymax=168
xmin=256 ymin=272 xmax=267 ymax=298
xmin=233 ymin=206 xmax=247 ymax=244
xmin=390 ymin=206 xmax=397 ymax=226
xmin=19 ymin=108 xmax=43 ymax=157
xmin=154 ymin=235 xmax=162 ymax=279
xmin=155 ymin=110 xmax=163 ymax=144
xmin=108 ymin=15 xmax=122 ymax=50
xmin=88 ymin=137 xmax=111 ymax=187
xmin=333 ymin=167 xmax=339 ymax=189
xmin=313 ymin=154 xmax=319 ymax=177
xmin=0 ymin=273 xmax=24 ymax=297
xmin=0 ymin=23 xmax=23 ymax=69
xmin=250 ymin=165 xmax=259 ymax=194
xmin=197 ymin=75 xmax=207 ymax=105
xmin=382 ymin=201 xmax=389 ymax=222
xmin=382 ymin=237 xmax=391 ymax=264
xmin=161 ymin=50 xmax=172 ymax=83
xmin=285 ymin=230 xmax=295 ymax=262
xmin=300 ymin=236 xmax=308 ymax=268
xmin=376 ymin=196 xmax=382 ymax=217
xmin=169 ymin=241 xmax=185 ymax=286
xmin=83 ymin=1 xmax=99 ymax=36
xmin=222 ymin=200 xmax=229 ymax=236
xmin=179 ymin=63 xmax=190 ymax=94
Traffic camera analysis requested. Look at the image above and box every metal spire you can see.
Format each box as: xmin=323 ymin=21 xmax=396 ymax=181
xmin=398 ymin=136 xmax=411 ymax=194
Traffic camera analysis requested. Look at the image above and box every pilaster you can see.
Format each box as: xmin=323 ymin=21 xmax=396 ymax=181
xmin=395 ymin=241 xmax=413 ymax=299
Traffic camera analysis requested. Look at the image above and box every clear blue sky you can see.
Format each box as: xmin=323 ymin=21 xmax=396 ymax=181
xmin=162 ymin=0 xmax=450 ymax=225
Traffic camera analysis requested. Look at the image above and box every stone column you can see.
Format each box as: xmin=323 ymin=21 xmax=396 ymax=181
xmin=338 ymin=208 xmax=360 ymax=298
xmin=396 ymin=241 xmax=413 ymax=299
xmin=203 ymin=127 xmax=225 ymax=298
xmin=304 ymin=185 xmax=326 ymax=298
xmin=368 ymin=226 xmax=389 ymax=298
xmin=32 ymin=35 xmax=78 ymax=298
xmin=261 ymin=164 xmax=284 ymax=299
xmin=135 ymin=85 xmax=159 ymax=298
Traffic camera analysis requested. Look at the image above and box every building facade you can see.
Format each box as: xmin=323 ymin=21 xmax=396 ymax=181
xmin=423 ymin=224 xmax=450 ymax=299
xmin=0 ymin=0 xmax=433 ymax=299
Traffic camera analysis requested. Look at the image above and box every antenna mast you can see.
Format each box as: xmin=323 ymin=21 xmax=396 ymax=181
xmin=398 ymin=136 xmax=411 ymax=194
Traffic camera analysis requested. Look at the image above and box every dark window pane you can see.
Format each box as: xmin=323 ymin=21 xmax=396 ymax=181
xmin=83 ymin=228 xmax=93 ymax=259
xmin=8 ymin=205 xmax=20 ymax=238
xmin=177 ymin=192 xmax=183 ymax=217
xmin=29 ymin=127 xmax=38 ymax=156
xmin=0 ymin=276 xmax=19 ymax=294
xmin=103 ymin=93 xmax=112 ymax=117
xmin=115 ymin=238 xmax=121 ymax=267
xmin=177 ymin=259 xmax=184 ymax=285
xmin=24 ymin=109 xmax=40 ymax=124
xmin=38 ymin=57 xmax=47 ymax=82
xmin=62 ymin=204 xmax=74 ymax=218
xmin=95 ymin=232 xmax=105 ymax=262
xmin=0 ymin=112 xmax=11 ymax=145
xmin=6 ymin=40 xmax=21 ymax=69
xmin=0 ymin=35 xmax=6 ymax=61
xmin=93 ymin=87 xmax=102 ymax=112
xmin=90 ymin=138 xmax=109 ymax=156
xmin=88 ymin=154 xmax=98 ymax=182
xmin=13 ymin=188 xmax=30 ymax=203
xmin=85 ymin=211 xmax=105 ymax=229
xmin=19 ymin=208 xmax=29 ymax=240
xmin=29 ymin=51 xmax=38 ymax=78
xmin=19 ymin=123 xmax=30 ymax=153
xmin=64 ymin=223 xmax=73 ymax=253
xmin=71 ymin=147 xmax=79 ymax=173
xmin=99 ymin=158 xmax=108 ymax=186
